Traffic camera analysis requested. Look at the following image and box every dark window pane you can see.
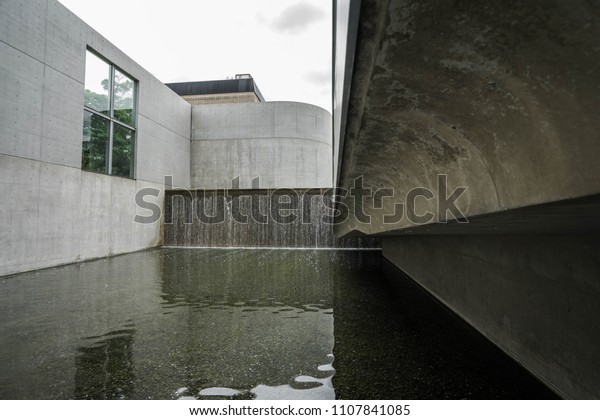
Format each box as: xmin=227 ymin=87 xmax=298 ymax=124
xmin=113 ymin=69 xmax=135 ymax=126
xmin=112 ymin=123 xmax=134 ymax=178
xmin=82 ymin=111 xmax=109 ymax=174
xmin=84 ymin=51 xmax=110 ymax=115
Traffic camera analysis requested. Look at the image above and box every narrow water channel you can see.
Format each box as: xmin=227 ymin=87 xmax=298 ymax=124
xmin=0 ymin=249 xmax=555 ymax=399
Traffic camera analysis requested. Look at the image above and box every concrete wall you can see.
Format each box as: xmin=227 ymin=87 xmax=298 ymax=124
xmin=383 ymin=235 xmax=600 ymax=399
xmin=333 ymin=0 xmax=360 ymax=188
xmin=0 ymin=0 xmax=191 ymax=276
xmin=333 ymin=0 xmax=600 ymax=399
xmin=333 ymin=0 xmax=600 ymax=237
xmin=191 ymin=102 xmax=332 ymax=190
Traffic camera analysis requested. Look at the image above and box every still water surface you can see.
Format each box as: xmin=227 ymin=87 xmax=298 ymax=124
xmin=0 ymin=249 xmax=555 ymax=399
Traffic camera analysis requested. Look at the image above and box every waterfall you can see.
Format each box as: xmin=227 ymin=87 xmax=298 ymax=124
xmin=163 ymin=189 xmax=380 ymax=249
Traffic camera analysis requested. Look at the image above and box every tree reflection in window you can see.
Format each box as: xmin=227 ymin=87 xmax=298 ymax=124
xmin=82 ymin=111 xmax=109 ymax=174
xmin=83 ymin=51 xmax=110 ymax=114
xmin=112 ymin=124 xmax=134 ymax=178
xmin=81 ymin=50 xmax=136 ymax=178
xmin=113 ymin=70 xmax=135 ymax=126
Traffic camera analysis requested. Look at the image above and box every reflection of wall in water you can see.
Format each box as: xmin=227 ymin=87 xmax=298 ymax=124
xmin=331 ymin=256 xmax=556 ymax=399
xmin=74 ymin=328 xmax=135 ymax=399
xmin=147 ymin=249 xmax=336 ymax=394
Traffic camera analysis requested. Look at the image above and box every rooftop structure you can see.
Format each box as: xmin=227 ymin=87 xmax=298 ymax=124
xmin=166 ymin=74 xmax=265 ymax=105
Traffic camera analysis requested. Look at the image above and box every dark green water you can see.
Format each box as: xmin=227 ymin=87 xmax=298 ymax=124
xmin=0 ymin=249 xmax=555 ymax=399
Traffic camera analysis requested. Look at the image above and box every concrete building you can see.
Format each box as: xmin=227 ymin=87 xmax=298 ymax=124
xmin=167 ymin=77 xmax=332 ymax=190
xmin=5 ymin=0 xmax=598 ymax=401
xmin=333 ymin=0 xmax=600 ymax=399
xmin=1 ymin=0 xmax=190 ymax=277
xmin=0 ymin=0 xmax=332 ymax=277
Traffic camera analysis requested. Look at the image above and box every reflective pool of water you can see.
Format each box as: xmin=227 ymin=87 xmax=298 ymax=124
xmin=0 ymin=249 xmax=555 ymax=399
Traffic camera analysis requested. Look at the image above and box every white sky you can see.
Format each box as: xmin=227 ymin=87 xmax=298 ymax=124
xmin=58 ymin=0 xmax=333 ymax=112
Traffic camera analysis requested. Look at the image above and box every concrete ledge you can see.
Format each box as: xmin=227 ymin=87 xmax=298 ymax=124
xmin=382 ymin=234 xmax=600 ymax=399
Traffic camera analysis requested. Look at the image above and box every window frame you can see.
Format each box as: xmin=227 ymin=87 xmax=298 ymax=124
xmin=82 ymin=48 xmax=138 ymax=179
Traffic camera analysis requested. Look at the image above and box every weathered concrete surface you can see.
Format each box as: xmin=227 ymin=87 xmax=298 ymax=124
xmin=383 ymin=235 xmax=600 ymax=399
xmin=333 ymin=0 xmax=600 ymax=400
xmin=0 ymin=0 xmax=192 ymax=276
xmin=191 ymin=102 xmax=332 ymax=189
xmin=335 ymin=0 xmax=600 ymax=236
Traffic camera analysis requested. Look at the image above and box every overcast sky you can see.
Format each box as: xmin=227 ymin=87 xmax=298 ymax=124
xmin=57 ymin=0 xmax=332 ymax=112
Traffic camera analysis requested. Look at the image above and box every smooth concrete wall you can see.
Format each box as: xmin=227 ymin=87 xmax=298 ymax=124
xmin=382 ymin=235 xmax=600 ymax=399
xmin=0 ymin=0 xmax=191 ymax=276
xmin=333 ymin=0 xmax=360 ymax=188
xmin=191 ymin=101 xmax=332 ymax=190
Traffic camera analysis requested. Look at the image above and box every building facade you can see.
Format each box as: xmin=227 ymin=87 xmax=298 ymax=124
xmin=0 ymin=0 xmax=333 ymax=276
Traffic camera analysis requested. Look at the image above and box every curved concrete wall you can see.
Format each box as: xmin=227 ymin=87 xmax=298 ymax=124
xmin=335 ymin=0 xmax=600 ymax=237
xmin=191 ymin=102 xmax=332 ymax=189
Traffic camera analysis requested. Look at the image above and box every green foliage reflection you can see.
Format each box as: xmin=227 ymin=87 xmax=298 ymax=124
xmin=112 ymin=71 xmax=135 ymax=126
xmin=112 ymin=124 xmax=134 ymax=178
xmin=81 ymin=111 xmax=109 ymax=173
xmin=81 ymin=54 xmax=136 ymax=178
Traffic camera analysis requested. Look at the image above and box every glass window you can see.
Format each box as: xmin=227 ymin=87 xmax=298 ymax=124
xmin=82 ymin=111 xmax=110 ymax=174
xmin=83 ymin=51 xmax=110 ymax=115
xmin=81 ymin=49 xmax=137 ymax=179
xmin=112 ymin=123 xmax=135 ymax=178
xmin=113 ymin=69 xmax=135 ymax=126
